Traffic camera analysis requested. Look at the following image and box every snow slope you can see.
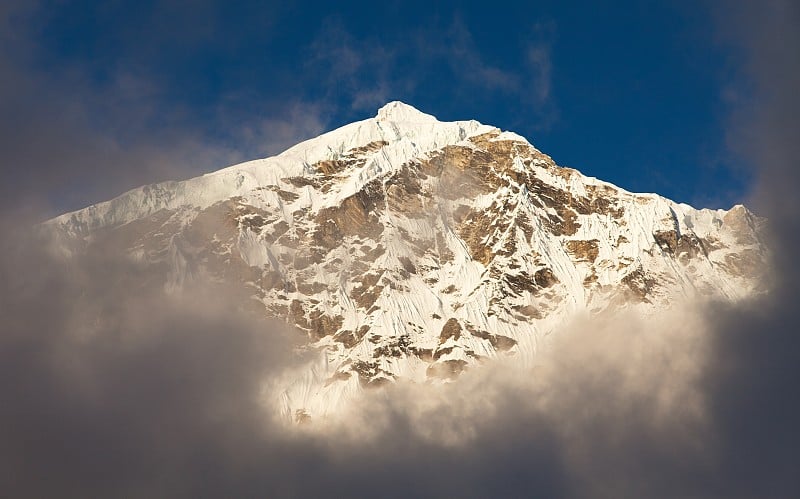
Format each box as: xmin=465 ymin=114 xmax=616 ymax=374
xmin=47 ymin=102 xmax=768 ymax=421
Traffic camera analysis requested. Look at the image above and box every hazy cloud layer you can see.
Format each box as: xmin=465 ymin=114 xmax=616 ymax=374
xmin=696 ymin=1 xmax=800 ymax=495
xmin=0 ymin=220 xmax=307 ymax=497
xmin=0 ymin=221 xmax=717 ymax=497
xmin=0 ymin=2 xmax=327 ymax=219
xmin=0 ymin=218 xmax=779 ymax=498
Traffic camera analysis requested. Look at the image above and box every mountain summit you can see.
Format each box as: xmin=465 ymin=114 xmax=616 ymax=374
xmin=48 ymin=102 xmax=767 ymax=421
xmin=375 ymin=101 xmax=438 ymax=122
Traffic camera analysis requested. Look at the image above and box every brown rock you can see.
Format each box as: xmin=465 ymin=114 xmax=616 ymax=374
xmin=534 ymin=268 xmax=559 ymax=288
xmin=565 ymin=239 xmax=600 ymax=262
xmin=439 ymin=318 xmax=462 ymax=344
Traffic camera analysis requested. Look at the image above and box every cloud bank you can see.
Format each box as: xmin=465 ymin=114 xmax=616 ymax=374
xmin=0 ymin=216 xmax=778 ymax=498
xmin=0 ymin=222 xmax=716 ymax=497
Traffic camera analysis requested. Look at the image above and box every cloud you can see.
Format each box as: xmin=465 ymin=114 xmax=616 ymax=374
xmin=526 ymin=44 xmax=552 ymax=103
xmin=0 ymin=2 xmax=327 ymax=219
xmin=432 ymin=17 xmax=521 ymax=93
xmin=324 ymin=308 xmax=715 ymax=498
xmin=717 ymin=1 xmax=800 ymax=220
xmin=305 ymin=20 xmax=398 ymax=112
xmin=693 ymin=1 xmax=800 ymax=495
xmin=304 ymin=15 xmax=557 ymax=121
xmin=0 ymin=218 xmax=302 ymax=497
xmin=0 ymin=218 xmax=714 ymax=497
xmin=218 ymin=99 xmax=328 ymax=157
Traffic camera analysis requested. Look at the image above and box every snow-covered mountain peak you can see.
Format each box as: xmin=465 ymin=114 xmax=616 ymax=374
xmin=376 ymin=100 xmax=438 ymax=122
xmin=45 ymin=103 xmax=769 ymax=423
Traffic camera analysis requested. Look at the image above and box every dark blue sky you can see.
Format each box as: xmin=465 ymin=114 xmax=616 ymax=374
xmin=4 ymin=1 xmax=753 ymax=212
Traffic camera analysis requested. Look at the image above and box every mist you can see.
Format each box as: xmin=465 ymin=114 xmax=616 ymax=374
xmin=0 ymin=220 xmax=718 ymax=497
xmin=0 ymin=217 xmax=758 ymax=497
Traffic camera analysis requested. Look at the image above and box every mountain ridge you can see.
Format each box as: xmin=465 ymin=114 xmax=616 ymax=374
xmin=46 ymin=102 xmax=768 ymax=421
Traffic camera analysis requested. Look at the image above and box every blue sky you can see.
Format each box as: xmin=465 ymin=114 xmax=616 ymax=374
xmin=2 ymin=1 xmax=753 ymax=213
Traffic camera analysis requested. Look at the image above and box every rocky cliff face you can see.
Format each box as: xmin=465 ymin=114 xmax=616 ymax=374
xmin=48 ymin=102 xmax=768 ymax=421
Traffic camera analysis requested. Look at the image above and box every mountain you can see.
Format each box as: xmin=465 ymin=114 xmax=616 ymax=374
xmin=47 ymin=101 xmax=768 ymax=422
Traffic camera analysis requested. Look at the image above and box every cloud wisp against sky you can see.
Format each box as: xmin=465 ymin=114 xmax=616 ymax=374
xmin=0 ymin=1 xmax=327 ymax=218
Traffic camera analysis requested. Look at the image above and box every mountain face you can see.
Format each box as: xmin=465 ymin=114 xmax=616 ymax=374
xmin=48 ymin=101 xmax=768 ymax=421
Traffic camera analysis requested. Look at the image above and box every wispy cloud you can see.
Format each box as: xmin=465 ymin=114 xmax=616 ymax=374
xmin=306 ymin=20 xmax=397 ymax=112
xmin=303 ymin=15 xmax=558 ymax=123
xmin=0 ymin=2 xmax=328 ymax=217
xmin=429 ymin=17 xmax=521 ymax=93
